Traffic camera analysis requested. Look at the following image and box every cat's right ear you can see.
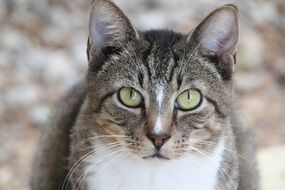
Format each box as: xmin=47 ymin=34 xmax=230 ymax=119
xmin=187 ymin=4 xmax=239 ymax=79
xmin=88 ymin=0 xmax=139 ymax=58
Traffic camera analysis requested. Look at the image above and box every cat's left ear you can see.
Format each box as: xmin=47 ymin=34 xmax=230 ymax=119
xmin=88 ymin=0 xmax=139 ymax=57
xmin=187 ymin=4 xmax=239 ymax=79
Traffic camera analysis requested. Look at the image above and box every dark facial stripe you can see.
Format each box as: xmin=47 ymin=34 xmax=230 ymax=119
xmin=176 ymin=71 xmax=183 ymax=90
xmin=93 ymin=91 xmax=116 ymax=113
xmin=105 ymin=119 xmax=126 ymax=126
xmin=167 ymin=50 xmax=180 ymax=82
xmin=172 ymin=108 xmax=179 ymax=126
xmin=141 ymin=42 xmax=153 ymax=81
xmin=138 ymin=72 xmax=144 ymax=88
xmin=204 ymin=96 xmax=226 ymax=118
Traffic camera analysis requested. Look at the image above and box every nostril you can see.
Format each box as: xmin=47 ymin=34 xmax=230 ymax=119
xmin=161 ymin=136 xmax=169 ymax=143
xmin=147 ymin=133 xmax=171 ymax=149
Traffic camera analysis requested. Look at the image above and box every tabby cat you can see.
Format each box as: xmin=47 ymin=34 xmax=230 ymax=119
xmin=31 ymin=0 xmax=259 ymax=190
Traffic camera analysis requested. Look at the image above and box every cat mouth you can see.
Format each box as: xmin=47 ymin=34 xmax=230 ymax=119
xmin=142 ymin=152 xmax=169 ymax=160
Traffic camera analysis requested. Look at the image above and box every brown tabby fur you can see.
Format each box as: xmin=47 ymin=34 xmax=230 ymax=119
xmin=31 ymin=1 xmax=259 ymax=189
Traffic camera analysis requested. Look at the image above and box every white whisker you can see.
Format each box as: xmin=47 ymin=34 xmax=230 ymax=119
xmin=73 ymin=147 xmax=127 ymax=190
xmin=71 ymin=135 xmax=127 ymax=154
xmin=63 ymin=142 xmax=122 ymax=190
xmin=188 ymin=145 xmax=233 ymax=189
xmin=189 ymin=139 xmax=249 ymax=163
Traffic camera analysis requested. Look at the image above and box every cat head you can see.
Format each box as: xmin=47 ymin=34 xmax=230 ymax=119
xmin=85 ymin=0 xmax=239 ymax=160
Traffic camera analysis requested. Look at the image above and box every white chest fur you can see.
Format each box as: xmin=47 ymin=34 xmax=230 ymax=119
xmin=85 ymin=141 xmax=224 ymax=190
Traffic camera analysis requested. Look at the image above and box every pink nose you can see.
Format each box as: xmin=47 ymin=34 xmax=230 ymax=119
xmin=147 ymin=133 xmax=171 ymax=149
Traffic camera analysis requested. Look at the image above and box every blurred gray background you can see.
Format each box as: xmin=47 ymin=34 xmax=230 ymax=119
xmin=0 ymin=0 xmax=285 ymax=189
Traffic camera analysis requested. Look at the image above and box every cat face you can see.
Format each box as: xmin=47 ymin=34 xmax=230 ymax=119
xmin=85 ymin=0 xmax=239 ymax=160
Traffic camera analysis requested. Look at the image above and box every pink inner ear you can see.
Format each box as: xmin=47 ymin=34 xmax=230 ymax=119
xmin=201 ymin=22 xmax=238 ymax=57
xmin=89 ymin=7 xmax=118 ymax=50
xmin=88 ymin=1 xmax=138 ymax=51
xmin=91 ymin=22 xmax=105 ymax=49
xmin=91 ymin=21 xmax=116 ymax=50
xmin=195 ymin=7 xmax=239 ymax=58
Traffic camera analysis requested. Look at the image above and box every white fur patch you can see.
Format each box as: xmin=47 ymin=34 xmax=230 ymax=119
xmin=156 ymin=87 xmax=164 ymax=109
xmin=153 ymin=86 xmax=164 ymax=134
xmin=85 ymin=139 xmax=225 ymax=190
xmin=153 ymin=117 xmax=163 ymax=134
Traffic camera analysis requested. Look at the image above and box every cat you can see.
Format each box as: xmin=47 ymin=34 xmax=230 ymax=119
xmin=31 ymin=0 xmax=259 ymax=190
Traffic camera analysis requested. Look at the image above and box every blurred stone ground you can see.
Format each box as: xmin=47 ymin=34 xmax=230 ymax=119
xmin=0 ymin=0 xmax=284 ymax=189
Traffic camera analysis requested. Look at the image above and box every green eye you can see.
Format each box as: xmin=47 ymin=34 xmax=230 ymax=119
xmin=175 ymin=89 xmax=202 ymax=111
xmin=118 ymin=87 xmax=143 ymax=108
